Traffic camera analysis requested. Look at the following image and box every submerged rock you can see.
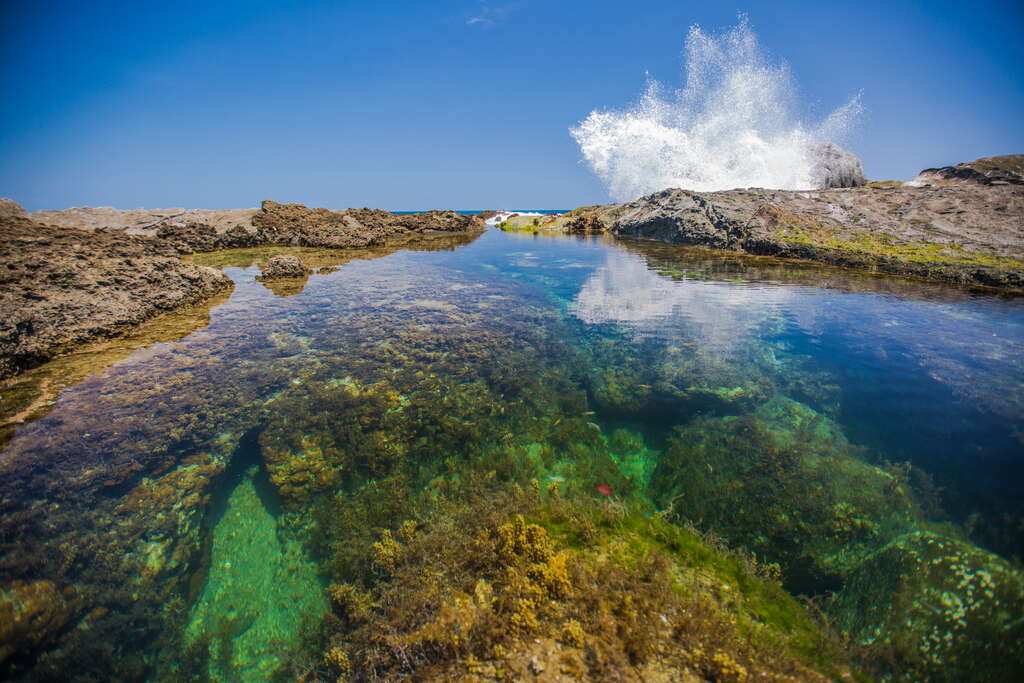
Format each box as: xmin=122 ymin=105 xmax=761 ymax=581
xmin=832 ymin=531 xmax=1024 ymax=681
xmin=654 ymin=396 xmax=929 ymax=593
xmin=316 ymin=488 xmax=852 ymax=681
xmin=0 ymin=580 xmax=74 ymax=664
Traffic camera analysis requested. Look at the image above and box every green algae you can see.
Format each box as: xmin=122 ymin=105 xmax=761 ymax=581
xmin=653 ymin=396 xmax=939 ymax=593
xmin=182 ymin=467 xmax=327 ymax=681
xmin=775 ymin=223 xmax=1024 ymax=270
xmin=833 ymin=531 xmax=1024 ymax=680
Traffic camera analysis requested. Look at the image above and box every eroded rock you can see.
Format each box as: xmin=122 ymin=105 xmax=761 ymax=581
xmin=257 ymin=254 xmax=310 ymax=280
xmin=0 ymin=216 xmax=233 ymax=379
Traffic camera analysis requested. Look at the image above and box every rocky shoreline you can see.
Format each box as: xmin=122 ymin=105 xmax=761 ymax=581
xmin=564 ymin=154 xmax=1024 ymax=291
xmin=0 ymin=200 xmax=484 ymax=379
xmin=3 ymin=154 xmax=1021 ymax=381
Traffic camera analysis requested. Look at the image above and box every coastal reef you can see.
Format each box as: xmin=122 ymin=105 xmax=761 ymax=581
xmin=588 ymin=155 xmax=1024 ymax=290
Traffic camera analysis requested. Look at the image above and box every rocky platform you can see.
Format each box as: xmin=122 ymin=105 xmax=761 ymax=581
xmin=578 ymin=155 xmax=1024 ymax=291
xmin=0 ymin=200 xmax=484 ymax=379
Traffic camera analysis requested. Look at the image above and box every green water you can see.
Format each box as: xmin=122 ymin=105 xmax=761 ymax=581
xmin=0 ymin=229 xmax=1022 ymax=681
xmin=183 ymin=467 xmax=326 ymax=681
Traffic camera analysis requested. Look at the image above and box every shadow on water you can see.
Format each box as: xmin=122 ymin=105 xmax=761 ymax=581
xmin=202 ymin=428 xmax=282 ymax=533
xmin=179 ymin=426 xmax=328 ymax=682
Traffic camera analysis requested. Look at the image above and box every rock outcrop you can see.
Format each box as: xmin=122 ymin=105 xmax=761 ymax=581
xmin=30 ymin=200 xmax=485 ymax=253
xmin=257 ymin=254 xmax=310 ymax=279
xmin=251 ymin=200 xmax=482 ymax=249
xmin=0 ymin=199 xmax=28 ymax=220
xmin=0 ymin=202 xmax=485 ymax=377
xmin=810 ymin=142 xmax=867 ymax=189
xmin=601 ymin=154 xmax=1024 ymax=290
xmin=0 ymin=215 xmax=233 ymax=379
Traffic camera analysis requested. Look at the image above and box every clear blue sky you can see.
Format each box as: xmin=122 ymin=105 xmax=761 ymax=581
xmin=1 ymin=1 xmax=1022 ymax=211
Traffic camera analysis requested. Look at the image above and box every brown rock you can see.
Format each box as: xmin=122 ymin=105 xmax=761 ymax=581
xmin=252 ymin=200 xmax=484 ymax=248
xmin=0 ymin=199 xmax=28 ymax=220
xmin=257 ymin=254 xmax=310 ymax=279
xmin=0 ymin=216 xmax=233 ymax=378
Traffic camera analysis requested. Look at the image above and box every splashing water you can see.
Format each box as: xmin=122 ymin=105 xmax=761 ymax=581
xmin=571 ymin=17 xmax=862 ymax=201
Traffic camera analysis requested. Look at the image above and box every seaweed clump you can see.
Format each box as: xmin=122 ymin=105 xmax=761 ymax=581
xmin=310 ymin=484 xmax=851 ymax=681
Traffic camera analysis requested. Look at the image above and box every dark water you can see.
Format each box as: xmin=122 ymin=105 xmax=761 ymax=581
xmin=1 ymin=228 xmax=1022 ymax=680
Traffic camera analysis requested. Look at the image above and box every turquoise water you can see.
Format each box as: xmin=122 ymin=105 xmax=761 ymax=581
xmin=0 ymin=228 xmax=1022 ymax=680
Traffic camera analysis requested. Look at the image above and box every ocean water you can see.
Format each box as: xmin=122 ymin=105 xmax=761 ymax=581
xmin=1 ymin=227 xmax=1021 ymax=680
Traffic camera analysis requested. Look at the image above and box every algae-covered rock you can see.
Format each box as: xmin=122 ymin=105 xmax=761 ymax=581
xmin=316 ymin=487 xmax=852 ymax=681
xmin=606 ymin=154 xmax=1024 ymax=290
xmin=0 ymin=580 xmax=74 ymax=663
xmin=654 ymin=396 xmax=928 ymax=592
xmin=831 ymin=531 xmax=1024 ymax=682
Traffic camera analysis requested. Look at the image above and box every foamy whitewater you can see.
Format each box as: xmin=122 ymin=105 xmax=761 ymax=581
xmin=571 ymin=17 xmax=862 ymax=201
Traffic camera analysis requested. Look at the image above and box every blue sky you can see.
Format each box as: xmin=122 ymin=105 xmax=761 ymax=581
xmin=1 ymin=0 xmax=1022 ymax=211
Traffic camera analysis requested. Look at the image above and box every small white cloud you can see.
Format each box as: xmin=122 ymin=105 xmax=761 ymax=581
xmin=466 ymin=1 xmax=514 ymax=28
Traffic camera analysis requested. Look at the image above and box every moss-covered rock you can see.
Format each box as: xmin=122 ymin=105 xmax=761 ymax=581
xmin=653 ymin=396 xmax=931 ymax=593
xmin=831 ymin=531 xmax=1024 ymax=682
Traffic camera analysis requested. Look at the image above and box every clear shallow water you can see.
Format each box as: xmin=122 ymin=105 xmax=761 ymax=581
xmin=1 ymin=228 xmax=1022 ymax=680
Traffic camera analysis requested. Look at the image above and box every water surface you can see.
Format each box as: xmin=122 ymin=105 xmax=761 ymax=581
xmin=1 ymin=228 xmax=1021 ymax=680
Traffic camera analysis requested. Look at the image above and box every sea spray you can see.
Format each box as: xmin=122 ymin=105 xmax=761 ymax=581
xmin=571 ymin=17 xmax=863 ymax=201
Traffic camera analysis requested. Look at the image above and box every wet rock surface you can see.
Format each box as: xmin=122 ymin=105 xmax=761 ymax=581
xmin=602 ymin=154 xmax=1024 ymax=290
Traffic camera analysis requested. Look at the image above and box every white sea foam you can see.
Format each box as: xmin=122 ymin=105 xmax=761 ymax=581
xmin=485 ymin=211 xmax=548 ymax=226
xmin=570 ymin=17 xmax=862 ymax=201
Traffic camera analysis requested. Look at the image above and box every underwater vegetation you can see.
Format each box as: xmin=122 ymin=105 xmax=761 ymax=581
xmin=653 ymin=396 xmax=932 ymax=593
xmin=308 ymin=483 xmax=852 ymax=682
xmin=833 ymin=531 xmax=1024 ymax=682
xmin=653 ymin=397 xmax=1024 ymax=679
xmin=0 ymin=232 xmax=1021 ymax=682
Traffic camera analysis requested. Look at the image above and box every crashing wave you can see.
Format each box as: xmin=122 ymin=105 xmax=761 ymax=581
xmin=571 ymin=17 xmax=864 ymax=201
